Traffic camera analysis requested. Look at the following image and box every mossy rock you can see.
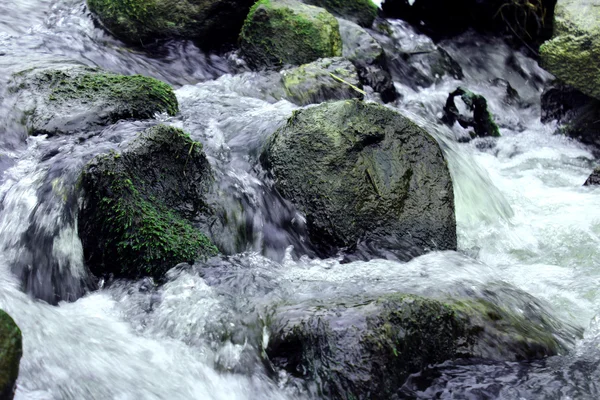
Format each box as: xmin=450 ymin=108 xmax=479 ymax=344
xmin=540 ymin=0 xmax=600 ymax=100
xmin=78 ymin=124 xmax=218 ymax=279
xmin=267 ymin=293 xmax=569 ymax=400
xmin=260 ymin=99 xmax=456 ymax=260
xmin=0 ymin=310 xmax=22 ymax=400
xmin=87 ymin=0 xmax=255 ymax=48
xmin=10 ymin=66 xmax=178 ymax=136
xmin=302 ymin=0 xmax=378 ymax=27
xmin=239 ymin=0 xmax=343 ymax=68
xmin=281 ymin=57 xmax=363 ymax=105
xmin=442 ymin=87 xmax=500 ymax=139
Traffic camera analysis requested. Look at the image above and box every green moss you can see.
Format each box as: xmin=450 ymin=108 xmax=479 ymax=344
xmin=239 ymin=0 xmax=342 ymax=68
xmin=303 ymin=0 xmax=377 ymax=27
xmin=0 ymin=310 xmax=21 ymax=400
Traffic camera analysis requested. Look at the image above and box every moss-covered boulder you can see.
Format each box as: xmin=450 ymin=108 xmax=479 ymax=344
xmin=11 ymin=66 xmax=178 ymax=136
xmin=338 ymin=18 xmax=397 ymax=103
xmin=302 ymin=0 xmax=378 ymax=27
xmin=267 ymin=293 xmax=569 ymax=400
xmin=87 ymin=0 xmax=255 ymax=48
xmin=540 ymin=0 xmax=600 ymax=100
xmin=78 ymin=124 xmax=218 ymax=279
xmin=260 ymin=100 xmax=456 ymax=260
xmin=239 ymin=0 xmax=343 ymax=68
xmin=442 ymin=87 xmax=500 ymax=139
xmin=281 ymin=57 xmax=362 ymax=105
xmin=0 ymin=310 xmax=22 ymax=400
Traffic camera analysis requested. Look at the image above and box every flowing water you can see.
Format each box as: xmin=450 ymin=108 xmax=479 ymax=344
xmin=1 ymin=0 xmax=599 ymax=399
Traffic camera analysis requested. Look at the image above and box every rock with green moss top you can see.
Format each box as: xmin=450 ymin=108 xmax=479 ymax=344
xmin=267 ymin=293 xmax=572 ymax=400
xmin=239 ymin=0 xmax=343 ymax=68
xmin=260 ymin=99 xmax=456 ymax=260
xmin=0 ymin=310 xmax=22 ymax=400
xmin=78 ymin=124 xmax=218 ymax=279
xmin=10 ymin=65 xmax=178 ymax=136
xmin=281 ymin=57 xmax=362 ymax=105
xmin=87 ymin=0 xmax=255 ymax=48
xmin=442 ymin=87 xmax=500 ymax=139
xmin=302 ymin=0 xmax=378 ymax=27
xmin=540 ymin=0 xmax=600 ymax=100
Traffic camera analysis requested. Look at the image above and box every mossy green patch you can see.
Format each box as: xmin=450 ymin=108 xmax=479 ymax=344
xmin=303 ymin=0 xmax=378 ymax=27
xmin=0 ymin=310 xmax=21 ymax=400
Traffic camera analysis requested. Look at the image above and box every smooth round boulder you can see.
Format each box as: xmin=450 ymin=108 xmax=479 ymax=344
xmin=0 ymin=310 xmax=22 ymax=400
xmin=87 ymin=0 xmax=256 ymax=48
xmin=239 ymin=0 xmax=342 ymax=68
xmin=260 ymin=99 xmax=457 ymax=260
xmin=78 ymin=124 xmax=218 ymax=280
xmin=302 ymin=0 xmax=378 ymax=27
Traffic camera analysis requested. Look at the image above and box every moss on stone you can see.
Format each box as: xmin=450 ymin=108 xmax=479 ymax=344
xmin=239 ymin=0 xmax=343 ymax=68
xmin=303 ymin=0 xmax=378 ymax=27
xmin=0 ymin=310 xmax=21 ymax=400
xmin=79 ymin=125 xmax=218 ymax=279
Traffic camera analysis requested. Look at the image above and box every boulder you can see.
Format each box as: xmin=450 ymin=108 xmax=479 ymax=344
xmin=0 ymin=310 xmax=22 ymax=400
xmin=381 ymin=0 xmax=556 ymax=44
xmin=267 ymin=293 xmax=570 ymax=400
xmin=239 ymin=0 xmax=342 ymax=68
xmin=442 ymin=87 xmax=501 ymax=139
xmin=338 ymin=18 xmax=398 ymax=102
xmin=87 ymin=0 xmax=255 ymax=48
xmin=540 ymin=0 xmax=600 ymax=100
xmin=302 ymin=0 xmax=378 ymax=27
xmin=281 ymin=57 xmax=363 ymax=105
xmin=584 ymin=167 xmax=600 ymax=186
xmin=10 ymin=66 xmax=178 ymax=136
xmin=260 ymin=99 xmax=456 ymax=260
xmin=78 ymin=124 xmax=218 ymax=280
xmin=541 ymin=82 xmax=600 ymax=149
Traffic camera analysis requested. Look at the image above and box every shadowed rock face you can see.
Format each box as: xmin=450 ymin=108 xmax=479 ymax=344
xmin=302 ymin=0 xmax=378 ymax=27
xmin=0 ymin=310 xmax=22 ymax=400
xmin=78 ymin=124 xmax=218 ymax=280
xmin=261 ymin=99 xmax=457 ymax=260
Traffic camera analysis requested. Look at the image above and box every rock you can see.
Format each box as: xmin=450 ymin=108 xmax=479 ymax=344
xmin=10 ymin=65 xmax=178 ymax=136
xmin=442 ymin=87 xmax=501 ymax=139
xmin=584 ymin=167 xmax=600 ymax=186
xmin=281 ymin=57 xmax=363 ymax=105
xmin=381 ymin=0 xmax=556 ymax=45
xmin=260 ymin=99 xmax=456 ymax=260
xmin=338 ymin=18 xmax=398 ymax=102
xmin=267 ymin=293 xmax=569 ymax=400
xmin=78 ymin=124 xmax=219 ymax=280
xmin=87 ymin=0 xmax=255 ymax=49
xmin=302 ymin=0 xmax=378 ymax=27
xmin=541 ymin=82 xmax=600 ymax=149
xmin=239 ymin=0 xmax=343 ymax=68
xmin=540 ymin=0 xmax=600 ymax=100
xmin=0 ymin=310 xmax=22 ymax=400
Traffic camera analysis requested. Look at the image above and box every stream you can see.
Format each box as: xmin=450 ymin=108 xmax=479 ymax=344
xmin=1 ymin=0 xmax=600 ymax=399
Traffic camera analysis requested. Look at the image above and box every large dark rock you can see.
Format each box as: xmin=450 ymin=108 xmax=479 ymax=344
xmin=239 ymin=0 xmax=342 ymax=68
xmin=10 ymin=66 xmax=178 ymax=136
xmin=541 ymin=82 xmax=600 ymax=149
xmin=87 ymin=0 xmax=255 ymax=49
xmin=381 ymin=0 xmax=557 ymax=45
xmin=0 ymin=310 xmax=22 ymax=400
xmin=78 ymin=124 xmax=218 ymax=280
xmin=302 ymin=0 xmax=378 ymax=27
xmin=260 ymin=99 xmax=456 ymax=260
xmin=338 ymin=18 xmax=398 ymax=103
xmin=267 ymin=293 xmax=570 ymax=400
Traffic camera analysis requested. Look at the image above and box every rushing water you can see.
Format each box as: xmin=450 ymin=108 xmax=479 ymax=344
xmin=1 ymin=0 xmax=599 ymax=399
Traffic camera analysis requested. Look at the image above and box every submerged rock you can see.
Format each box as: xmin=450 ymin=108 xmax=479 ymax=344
xmin=87 ymin=0 xmax=255 ymax=48
xmin=0 ymin=310 xmax=22 ymax=400
xmin=302 ymin=0 xmax=378 ymax=27
xmin=540 ymin=0 xmax=600 ymax=100
xmin=261 ymin=99 xmax=456 ymax=260
xmin=442 ymin=87 xmax=501 ymax=139
xmin=338 ymin=18 xmax=398 ymax=103
xmin=10 ymin=66 xmax=178 ymax=136
xmin=541 ymin=82 xmax=600 ymax=149
xmin=268 ymin=293 xmax=569 ymax=400
xmin=584 ymin=167 xmax=600 ymax=186
xmin=281 ymin=57 xmax=363 ymax=105
xmin=239 ymin=0 xmax=342 ymax=68
xmin=78 ymin=125 xmax=218 ymax=280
